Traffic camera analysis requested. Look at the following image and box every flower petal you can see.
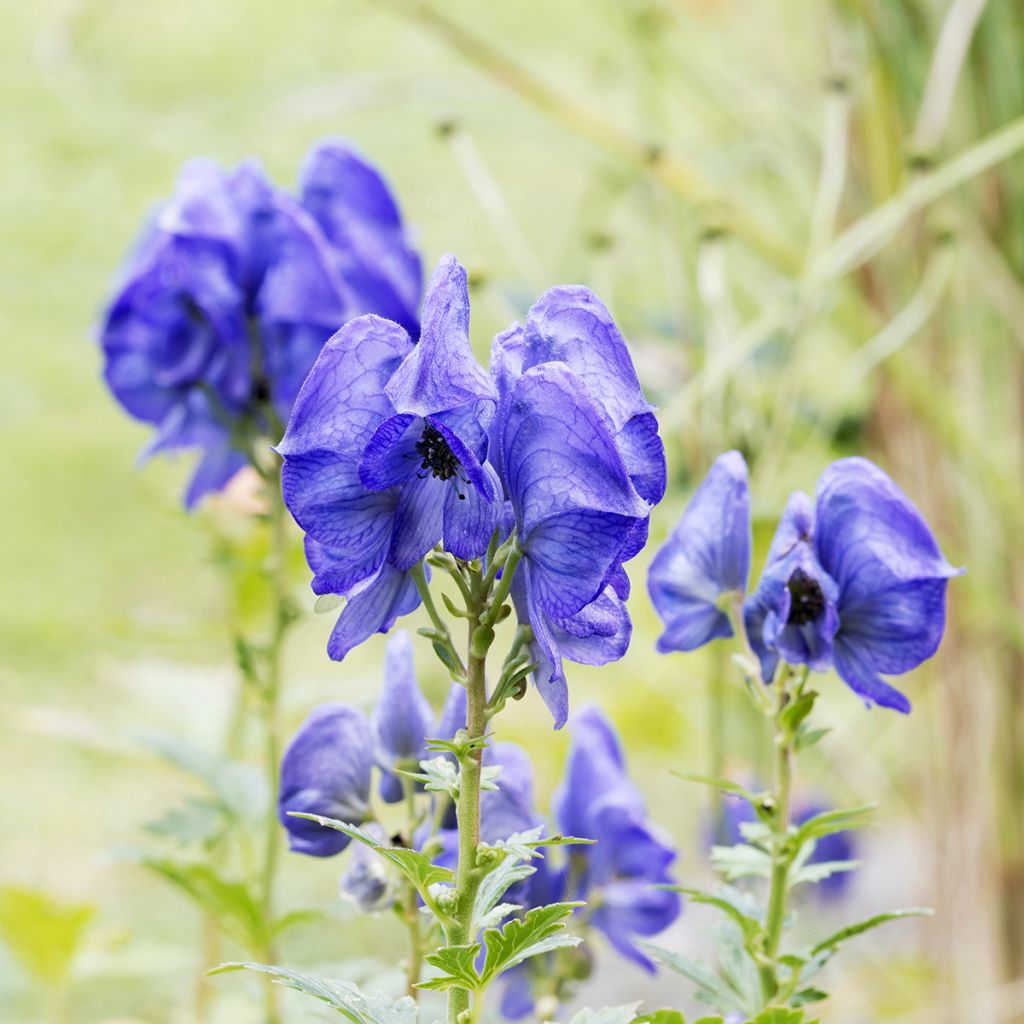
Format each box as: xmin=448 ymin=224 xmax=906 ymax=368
xmin=326 ymin=563 xmax=422 ymax=661
xmin=832 ymin=636 xmax=912 ymax=713
xmin=384 ymin=255 xmax=496 ymax=416
xmin=358 ymin=413 xmax=420 ymax=490
xmin=372 ymin=630 xmax=434 ymax=768
xmin=276 ymin=314 xmax=412 ymax=458
xmin=388 ymin=473 xmax=446 ymax=570
xmin=443 ymin=462 xmax=503 ymax=561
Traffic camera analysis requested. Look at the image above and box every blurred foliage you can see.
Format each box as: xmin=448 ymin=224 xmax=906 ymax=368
xmin=1 ymin=0 xmax=1023 ymax=1021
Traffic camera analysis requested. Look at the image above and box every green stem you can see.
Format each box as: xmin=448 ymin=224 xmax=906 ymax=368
xmin=402 ymin=775 xmax=424 ymax=1000
xmin=447 ymin=588 xmax=490 ymax=1024
xmin=759 ymin=674 xmax=795 ymax=1005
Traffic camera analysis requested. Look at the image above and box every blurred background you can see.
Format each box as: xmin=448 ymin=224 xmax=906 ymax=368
xmin=2 ymin=0 xmax=1023 ymax=1021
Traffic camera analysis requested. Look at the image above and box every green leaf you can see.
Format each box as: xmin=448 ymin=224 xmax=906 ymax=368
xmin=791 ymin=805 xmax=875 ymax=848
xmin=637 ymin=942 xmax=749 ymax=1015
xmin=810 ymin=907 xmax=933 ymax=958
xmin=791 ymin=988 xmax=827 ymax=1006
xmin=211 ymin=964 xmax=417 ymax=1024
xmin=485 ymin=827 xmax=594 ymax=862
xmin=748 ymin=1010 xmax=809 ymax=1024
xmin=672 ymin=773 xmax=760 ymax=804
xmin=418 ymin=945 xmax=482 ymax=993
xmin=635 ymin=1009 xmax=687 ymax=1024
xmin=568 ymin=1005 xmax=642 ymax=1024
xmin=664 ymin=886 xmax=761 ymax=943
xmin=0 ymin=886 xmax=95 ymax=987
xmin=779 ymin=690 xmax=817 ymax=734
xmin=401 ymin=756 xmax=501 ymax=799
xmin=480 ymin=901 xmax=583 ymax=983
xmin=794 ymin=726 xmax=830 ymax=752
xmin=789 ymin=859 xmax=859 ymax=887
xmin=131 ymin=856 xmax=266 ymax=949
xmin=471 ymin=857 xmax=535 ymax=934
xmin=287 ymin=815 xmax=454 ymax=904
xmin=710 ymin=843 xmax=772 ymax=881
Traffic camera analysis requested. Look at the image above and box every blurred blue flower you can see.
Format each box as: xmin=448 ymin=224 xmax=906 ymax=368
xmin=100 ymin=140 xmax=420 ymax=508
xmin=499 ymin=363 xmax=652 ymax=727
xmin=278 ymin=703 xmax=374 ymax=857
xmin=648 ymin=450 xmax=751 ymax=653
xmin=743 ymin=458 xmax=962 ymax=711
xmin=339 ymin=822 xmax=393 ymax=912
xmin=372 ymin=630 xmax=434 ymax=803
xmin=553 ymin=705 xmax=680 ymax=969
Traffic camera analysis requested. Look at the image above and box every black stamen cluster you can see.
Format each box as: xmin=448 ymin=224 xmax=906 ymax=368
xmin=786 ymin=568 xmax=826 ymax=625
xmin=415 ymin=424 xmax=462 ymax=482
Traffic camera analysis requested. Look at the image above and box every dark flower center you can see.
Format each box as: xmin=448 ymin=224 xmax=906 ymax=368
xmin=415 ymin=425 xmax=467 ymax=498
xmin=786 ymin=568 xmax=826 ymax=626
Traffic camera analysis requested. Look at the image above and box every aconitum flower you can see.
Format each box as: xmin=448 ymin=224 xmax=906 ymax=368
xmin=100 ymin=140 xmax=420 ymax=507
xmin=553 ymin=706 xmax=680 ymax=968
xmin=278 ymin=704 xmax=374 ymax=857
xmin=339 ymin=823 xmax=393 ymax=912
xmin=648 ymin=450 xmax=750 ymax=653
xmin=278 ymin=256 xmax=501 ymax=658
xmin=744 ymin=458 xmax=962 ymax=711
xmin=499 ymin=364 xmax=652 ymax=727
xmin=372 ymin=630 xmax=434 ymax=803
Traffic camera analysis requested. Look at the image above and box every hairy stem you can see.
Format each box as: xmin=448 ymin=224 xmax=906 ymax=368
xmin=759 ymin=674 xmax=795 ymax=1004
xmin=447 ymin=580 xmax=491 ymax=1024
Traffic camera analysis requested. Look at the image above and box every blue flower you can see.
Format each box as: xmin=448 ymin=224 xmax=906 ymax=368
xmin=742 ymin=492 xmax=839 ymax=684
xmin=553 ymin=706 xmax=680 ymax=969
xmin=648 ymin=451 xmax=751 ymax=653
xmin=744 ymin=458 xmax=962 ymax=711
xmin=372 ymin=630 xmax=434 ymax=803
xmin=499 ymin=363 xmax=653 ymax=727
xmin=278 ymin=703 xmax=374 ymax=857
xmin=339 ymin=823 xmax=393 ymax=912
xmin=100 ymin=141 xmax=421 ymax=507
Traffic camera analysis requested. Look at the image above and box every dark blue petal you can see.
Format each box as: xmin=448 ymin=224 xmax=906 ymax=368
xmin=591 ymin=881 xmax=681 ymax=971
xmin=184 ymin=440 xmax=248 ymax=510
xmin=384 ymin=256 xmax=495 ymax=417
xmin=481 ymin=743 xmax=542 ymax=844
xmin=551 ymin=587 xmax=632 ymax=667
xmin=500 ymin=362 xmax=648 ymax=534
xmin=358 ymin=413 xmax=420 ymax=490
xmin=282 ymin=451 xmax=397 ymax=581
xmin=832 ymin=637 xmax=912 ymax=713
xmin=278 ymin=703 xmax=374 ymax=857
xmin=326 ymin=563 xmax=422 ymax=661
xmin=648 ymin=451 xmax=750 ymax=653
xmin=389 ymin=474 xmax=446 ymax=570
xmin=443 ymin=462 xmax=503 ymax=561
xmin=372 ymin=630 xmax=433 ymax=769
xmin=516 ymin=567 xmax=570 ymax=729
xmin=277 ymin=314 xmax=412 ymax=459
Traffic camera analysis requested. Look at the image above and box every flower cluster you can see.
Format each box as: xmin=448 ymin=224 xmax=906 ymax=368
xmin=648 ymin=453 xmax=962 ymax=711
xmin=278 ymin=649 xmax=679 ymax=1016
xmin=278 ymin=256 xmax=664 ymax=725
xmin=100 ymin=140 xmax=421 ymax=506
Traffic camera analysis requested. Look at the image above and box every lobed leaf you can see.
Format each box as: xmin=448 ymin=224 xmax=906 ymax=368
xmin=810 ymin=907 xmax=933 ymax=958
xmin=418 ymin=944 xmax=481 ymax=993
xmin=480 ymin=901 xmax=583 ymax=983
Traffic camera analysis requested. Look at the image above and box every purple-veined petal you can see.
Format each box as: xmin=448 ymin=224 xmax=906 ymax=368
xmin=832 ymin=636 xmax=912 ymax=713
xmin=384 ymin=255 xmax=495 ymax=416
xmin=358 ymin=413 xmax=420 ymax=491
xmin=277 ymin=315 xmax=412 ymax=458
xmin=326 ymin=563 xmax=422 ymax=661
xmin=388 ymin=473 xmax=446 ymax=570
xmin=443 ymin=462 xmax=503 ymax=561
xmin=591 ymin=882 xmax=681 ymax=971
xmin=648 ymin=450 xmax=750 ymax=653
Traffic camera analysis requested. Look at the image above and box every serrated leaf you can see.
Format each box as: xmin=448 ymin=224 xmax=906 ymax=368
xmin=810 ymin=907 xmax=932 ymax=957
xmin=789 ymin=859 xmax=859 ymax=887
xmin=0 ymin=886 xmax=95 ymax=987
xmin=472 ymin=858 xmax=535 ymax=935
xmin=486 ymin=827 xmax=594 ymax=862
xmin=663 ymin=886 xmax=761 ymax=942
xmin=480 ymin=902 xmax=582 ymax=983
xmin=710 ymin=843 xmax=772 ymax=881
xmin=637 ymin=942 xmax=749 ymax=1015
xmin=288 ymin=815 xmax=453 ymax=904
xmin=635 ymin=1010 xmax=687 ymax=1024
xmin=791 ymin=805 xmax=875 ymax=848
xmin=711 ymin=920 xmax=761 ymax=1015
xmin=673 ymin=773 xmax=760 ymax=805
xmin=211 ymin=963 xmax=417 ymax=1023
xmin=568 ymin=1004 xmax=642 ymax=1024
xmin=749 ymin=1009 xmax=810 ymax=1024
xmin=418 ymin=944 xmax=481 ymax=993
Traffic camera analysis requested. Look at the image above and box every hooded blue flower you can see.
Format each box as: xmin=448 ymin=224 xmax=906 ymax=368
xmin=742 ymin=492 xmax=839 ymax=684
xmin=744 ymin=458 xmax=962 ymax=711
xmin=553 ymin=706 xmax=680 ymax=970
xmin=278 ymin=703 xmax=374 ymax=857
xmin=498 ymin=363 xmax=652 ymax=727
xmin=648 ymin=451 xmax=751 ymax=653
xmin=278 ymin=256 xmax=501 ymax=659
xmin=100 ymin=140 xmax=421 ymax=508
